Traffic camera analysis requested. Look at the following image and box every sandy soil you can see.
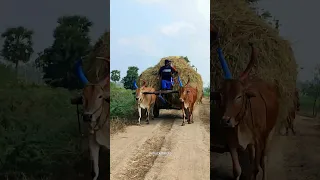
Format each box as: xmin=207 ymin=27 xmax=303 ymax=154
xmin=110 ymin=98 xmax=210 ymax=180
xmin=211 ymin=115 xmax=320 ymax=180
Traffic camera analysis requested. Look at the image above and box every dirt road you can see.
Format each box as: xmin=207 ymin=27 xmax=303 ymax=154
xmin=211 ymin=115 xmax=320 ymax=180
xmin=110 ymin=98 xmax=210 ymax=180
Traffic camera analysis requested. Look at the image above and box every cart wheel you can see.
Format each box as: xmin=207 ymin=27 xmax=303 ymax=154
xmin=154 ymin=104 xmax=160 ymax=118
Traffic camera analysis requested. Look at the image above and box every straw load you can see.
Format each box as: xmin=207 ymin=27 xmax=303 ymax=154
xmin=211 ymin=0 xmax=298 ymax=127
xmin=84 ymin=31 xmax=110 ymax=83
xmin=138 ymin=56 xmax=203 ymax=106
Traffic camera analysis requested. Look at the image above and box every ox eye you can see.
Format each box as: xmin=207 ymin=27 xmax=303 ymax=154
xmin=98 ymin=95 xmax=103 ymax=99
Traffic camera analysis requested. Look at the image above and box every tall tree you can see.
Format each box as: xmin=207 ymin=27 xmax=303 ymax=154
xmin=1 ymin=26 xmax=34 ymax=75
xmin=301 ymin=65 xmax=320 ymax=117
xmin=121 ymin=66 xmax=139 ymax=90
xmin=111 ymin=70 xmax=121 ymax=82
xmin=35 ymin=15 xmax=93 ymax=89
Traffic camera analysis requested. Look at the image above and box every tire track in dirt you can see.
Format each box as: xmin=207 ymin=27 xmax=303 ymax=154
xmin=144 ymin=99 xmax=210 ymax=180
xmin=111 ymin=98 xmax=210 ymax=180
xmin=111 ymin=116 xmax=175 ymax=180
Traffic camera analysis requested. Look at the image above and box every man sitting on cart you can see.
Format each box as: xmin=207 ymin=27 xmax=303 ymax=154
xmin=157 ymin=59 xmax=178 ymax=106
xmin=158 ymin=59 xmax=178 ymax=90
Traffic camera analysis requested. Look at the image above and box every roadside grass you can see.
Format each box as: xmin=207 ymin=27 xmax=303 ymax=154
xmin=110 ymin=82 xmax=137 ymax=134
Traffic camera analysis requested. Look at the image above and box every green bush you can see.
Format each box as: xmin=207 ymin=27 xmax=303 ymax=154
xmin=0 ymin=64 xmax=84 ymax=179
xmin=110 ymin=82 xmax=136 ymax=118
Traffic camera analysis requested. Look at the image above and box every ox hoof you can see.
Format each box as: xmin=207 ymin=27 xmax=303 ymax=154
xmin=137 ymin=123 xmax=141 ymax=126
xmin=188 ymin=121 xmax=191 ymax=124
xmin=181 ymin=123 xmax=185 ymax=126
xmin=91 ymin=170 xmax=96 ymax=179
xmin=146 ymin=121 xmax=150 ymax=124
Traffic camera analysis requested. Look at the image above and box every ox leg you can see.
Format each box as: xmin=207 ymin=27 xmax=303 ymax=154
xmin=182 ymin=108 xmax=185 ymax=119
xmin=190 ymin=106 xmax=194 ymax=123
xmin=261 ymin=127 xmax=275 ymax=180
xmin=146 ymin=108 xmax=150 ymax=124
xmin=248 ymin=144 xmax=255 ymax=169
xmin=251 ymin=144 xmax=261 ymax=180
xmin=187 ymin=108 xmax=191 ymax=124
xmin=151 ymin=104 xmax=155 ymax=120
xmin=291 ymin=119 xmax=296 ymax=135
xmin=182 ymin=108 xmax=186 ymax=126
xmin=138 ymin=106 xmax=142 ymax=125
xmin=285 ymin=118 xmax=289 ymax=136
xmin=260 ymin=150 xmax=267 ymax=180
xmin=89 ymin=137 xmax=100 ymax=180
xmin=230 ymin=147 xmax=242 ymax=180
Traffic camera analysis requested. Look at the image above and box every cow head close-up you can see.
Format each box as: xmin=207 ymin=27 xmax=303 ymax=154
xmin=76 ymin=59 xmax=110 ymax=134
xmin=216 ymin=43 xmax=258 ymax=128
xmin=179 ymin=78 xmax=191 ymax=103
xmin=133 ymin=80 xmax=147 ymax=103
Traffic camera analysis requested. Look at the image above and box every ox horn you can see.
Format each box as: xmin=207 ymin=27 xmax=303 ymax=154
xmin=76 ymin=58 xmax=89 ymax=85
xmin=185 ymin=77 xmax=190 ymax=87
xmin=133 ymin=80 xmax=138 ymax=89
xmin=239 ymin=43 xmax=257 ymax=81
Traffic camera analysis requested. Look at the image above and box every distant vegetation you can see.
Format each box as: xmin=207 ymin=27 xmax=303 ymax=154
xmin=110 ymin=81 xmax=136 ymax=133
xmin=0 ymin=15 xmax=101 ymax=180
xmin=298 ymin=65 xmax=320 ymax=117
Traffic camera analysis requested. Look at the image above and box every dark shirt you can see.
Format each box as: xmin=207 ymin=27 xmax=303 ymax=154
xmin=158 ymin=65 xmax=177 ymax=81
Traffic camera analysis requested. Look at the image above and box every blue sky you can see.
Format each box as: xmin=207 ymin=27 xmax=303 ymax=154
xmin=110 ymin=0 xmax=210 ymax=87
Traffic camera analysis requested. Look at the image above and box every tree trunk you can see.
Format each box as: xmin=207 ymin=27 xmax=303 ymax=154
xmin=312 ymin=97 xmax=318 ymax=117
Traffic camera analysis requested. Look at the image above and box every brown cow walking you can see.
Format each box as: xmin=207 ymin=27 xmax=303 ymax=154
xmin=285 ymin=88 xmax=300 ymax=135
xmin=198 ymin=90 xmax=204 ymax=104
xmin=216 ymin=43 xmax=280 ymax=180
xmin=76 ymin=59 xmax=110 ymax=180
xmin=179 ymin=78 xmax=198 ymax=126
xmin=134 ymin=80 xmax=156 ymax=125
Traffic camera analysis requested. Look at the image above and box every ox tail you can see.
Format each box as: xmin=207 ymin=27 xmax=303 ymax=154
xmin=239 ymin=43 xmax=258 ymax=81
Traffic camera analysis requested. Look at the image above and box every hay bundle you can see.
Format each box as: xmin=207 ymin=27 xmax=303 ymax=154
xmin=139 ymin=56 xmax=203 ymax=105
xmin=85 ymin=31 xmax=110 ymax=82
xmin=211 ymin=0 xmax=298 ymax=125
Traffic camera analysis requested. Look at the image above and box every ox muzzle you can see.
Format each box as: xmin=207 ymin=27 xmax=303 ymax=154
xmin=221 ymin=116 xmax=235 ymax=128
xmin=83 ymin=114 xmax=93 ymax=122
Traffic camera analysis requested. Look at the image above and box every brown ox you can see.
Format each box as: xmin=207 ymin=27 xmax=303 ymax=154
xmin=198 ymin=90 xmax=204 ymax=104
xmin=179 ymin=78 xmax=198 ymax=126
xmin=216 ymin=43 xmax=279 ymax=180
xmin=284 ymin=88 xmax=300 ymax=135
xmin=76 ymin=59 xmax=110 ymax=180
xmin=134 ymin=80 xmax=156 ymax=125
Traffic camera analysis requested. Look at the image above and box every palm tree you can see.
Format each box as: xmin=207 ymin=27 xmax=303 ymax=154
xmin=1 ymin=26 xmax=34 ymax=75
